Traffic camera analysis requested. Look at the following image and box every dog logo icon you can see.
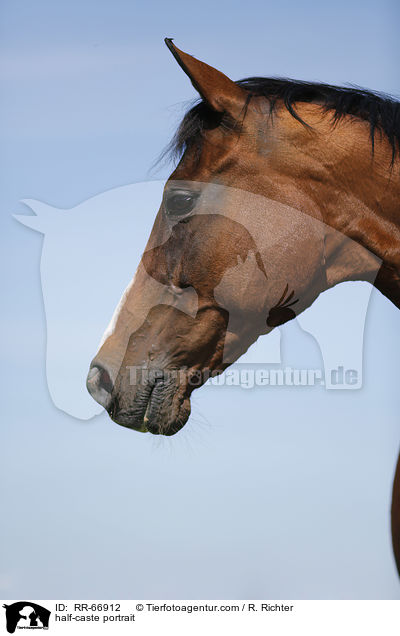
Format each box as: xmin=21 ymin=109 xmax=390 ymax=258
xmin=2 ymin=602 xmax=51 ymax=633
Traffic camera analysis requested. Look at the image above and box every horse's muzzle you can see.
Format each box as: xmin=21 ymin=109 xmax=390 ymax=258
xmin=87 ymin=363 xmax=191 ymax=435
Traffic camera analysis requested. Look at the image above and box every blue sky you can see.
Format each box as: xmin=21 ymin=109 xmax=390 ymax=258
xmin=1 ymin=0 xmax=400 ymax=599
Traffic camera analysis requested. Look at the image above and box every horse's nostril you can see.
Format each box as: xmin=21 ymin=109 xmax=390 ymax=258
xmin=86 ymin=364 xmax=113 ymax=409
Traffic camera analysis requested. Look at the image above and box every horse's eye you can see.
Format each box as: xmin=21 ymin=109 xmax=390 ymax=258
xmin=163 ymin=190 xmax=198 ymax=218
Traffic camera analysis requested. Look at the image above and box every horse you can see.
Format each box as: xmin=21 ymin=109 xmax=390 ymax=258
xmin=86 ymin=39 xmax=400 ymax=574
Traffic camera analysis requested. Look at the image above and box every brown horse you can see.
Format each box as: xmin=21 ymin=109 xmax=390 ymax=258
xmin=87 ymin=40 xmax=400 ymax=574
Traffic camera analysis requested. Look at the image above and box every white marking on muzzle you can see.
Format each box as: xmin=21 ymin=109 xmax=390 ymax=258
xmin=96 ymin=267 xmax=139 ymax=351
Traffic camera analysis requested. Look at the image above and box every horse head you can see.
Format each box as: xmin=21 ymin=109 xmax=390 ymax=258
xmin=86 ymin=41 xmax=337 ymax=435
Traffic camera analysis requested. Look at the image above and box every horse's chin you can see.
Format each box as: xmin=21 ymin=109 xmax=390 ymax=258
xmin=108 ymin=386 xmax=191 ymax=436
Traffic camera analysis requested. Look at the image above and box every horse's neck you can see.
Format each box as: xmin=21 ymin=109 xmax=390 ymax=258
xmin=324 ymin=177 xmax=400 ymax=307
xmin=309 ymin=124 xmax=400 ymax=307
xmin=324 ymin=223 xmax=400 ymax=309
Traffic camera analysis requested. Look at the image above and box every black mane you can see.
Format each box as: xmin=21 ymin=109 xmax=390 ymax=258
xmin=167 ymin=77 xmax=400 ymax=164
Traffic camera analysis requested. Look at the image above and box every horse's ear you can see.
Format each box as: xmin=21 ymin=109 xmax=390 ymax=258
xmin=165 ymin=38 xmax=249 ymax=118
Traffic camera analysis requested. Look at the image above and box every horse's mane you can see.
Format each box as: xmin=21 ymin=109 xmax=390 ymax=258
xmin=166 ymin=77 xmax=400 ymax=164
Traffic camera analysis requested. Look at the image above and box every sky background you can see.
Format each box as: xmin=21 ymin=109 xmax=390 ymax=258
xmin=1 ymin=0 xmax=400 ymax=600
